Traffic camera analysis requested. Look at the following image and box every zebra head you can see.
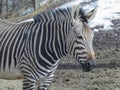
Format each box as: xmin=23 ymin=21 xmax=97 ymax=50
xmin=67 ymin=6 xmax=97 ymax=72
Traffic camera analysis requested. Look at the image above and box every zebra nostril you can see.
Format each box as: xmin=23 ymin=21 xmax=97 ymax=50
xmin=80 ymin=60 xmax=95 ymax=72
xmin=88 ymin=59 xmax=96 ymax=67
xmin=81 ymin=62 xmax=90 ymax=72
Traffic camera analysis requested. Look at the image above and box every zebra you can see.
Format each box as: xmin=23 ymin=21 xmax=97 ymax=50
xmin=0 ymin=3 xmax=97 ymax=90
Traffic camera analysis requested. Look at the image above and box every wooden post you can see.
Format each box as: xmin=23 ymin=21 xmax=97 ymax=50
xmin=34 ymin=0 xmax=38 ymax=10
xmin=1 ymin=0 xmax=8 ymax=18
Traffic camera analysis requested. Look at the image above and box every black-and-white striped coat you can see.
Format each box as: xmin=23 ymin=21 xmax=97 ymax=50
xmin=0 ymin=4 xmax=96 ymax=90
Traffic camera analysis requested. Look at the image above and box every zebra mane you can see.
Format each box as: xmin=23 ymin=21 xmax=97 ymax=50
xmin=33 ymin=5 xmax=88 ymax=23
xmin=33 ymin=7 xmax=72 ymax=22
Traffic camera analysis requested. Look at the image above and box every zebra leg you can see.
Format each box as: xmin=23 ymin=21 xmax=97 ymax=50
xmin=20 ymin=64 xmax=37 ymax=90
xmin=23 ymin=77 xmax=36 ymax=90
xmin=37 ymin=63 xmax=59 ymax=90
xmin=37 ymin=69 xmax=56 ymax=90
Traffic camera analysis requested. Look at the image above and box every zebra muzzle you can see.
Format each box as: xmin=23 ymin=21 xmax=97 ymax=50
xmin=80 ymin=59 xmax=95 ymax=72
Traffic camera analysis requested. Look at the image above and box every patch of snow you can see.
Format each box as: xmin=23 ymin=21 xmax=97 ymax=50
xmin=21 ymin=7 xmax=34 ymax=15
xmin=57 ymin=0 xmax=91 ymax=9
xmin=39 ymin=0 xmax=49 ymax=5
xmin=89 ymin=0 xmax=120 ymax=31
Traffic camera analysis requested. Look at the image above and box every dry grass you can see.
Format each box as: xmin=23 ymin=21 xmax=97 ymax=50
xmin=7 ymin=0 xmax=70 ymax=22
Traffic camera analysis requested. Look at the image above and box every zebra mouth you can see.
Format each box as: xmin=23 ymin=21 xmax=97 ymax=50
xmin=80 ymin=60 xmax=95 ymax=72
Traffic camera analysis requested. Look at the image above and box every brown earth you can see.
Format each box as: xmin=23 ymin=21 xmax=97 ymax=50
xmin=0 ymin=19 xmax=120 ymax=90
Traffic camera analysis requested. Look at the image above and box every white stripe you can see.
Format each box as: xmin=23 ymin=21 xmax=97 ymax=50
xmin=18 ymin=18 xmax=34 ymax=24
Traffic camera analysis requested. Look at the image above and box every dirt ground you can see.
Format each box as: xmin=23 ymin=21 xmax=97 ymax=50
xmin=0 ymin=20 xmax=120 ymax=90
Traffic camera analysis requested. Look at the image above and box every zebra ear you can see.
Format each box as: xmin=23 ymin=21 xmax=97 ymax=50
xmin=85 ymin=6 xmax=97 ymax=21
xmin=81 ymin=1 xmax=98 ymax=21
xmin=71 ymin=5 xmax=79 ymax=20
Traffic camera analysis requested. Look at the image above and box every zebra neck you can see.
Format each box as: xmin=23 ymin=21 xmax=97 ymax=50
xmin=66 ymin=27 xmax=76 ymax=56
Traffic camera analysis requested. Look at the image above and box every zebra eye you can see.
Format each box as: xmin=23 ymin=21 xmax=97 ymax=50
xmin=77 ymin=36 xmax=83 ymax=39
xmin=71 ymin=22 xmax=74 ymax=27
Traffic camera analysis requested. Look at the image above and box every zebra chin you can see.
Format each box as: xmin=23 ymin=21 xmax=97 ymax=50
xmin=80 ymin=59 xmax=96 ymax=72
